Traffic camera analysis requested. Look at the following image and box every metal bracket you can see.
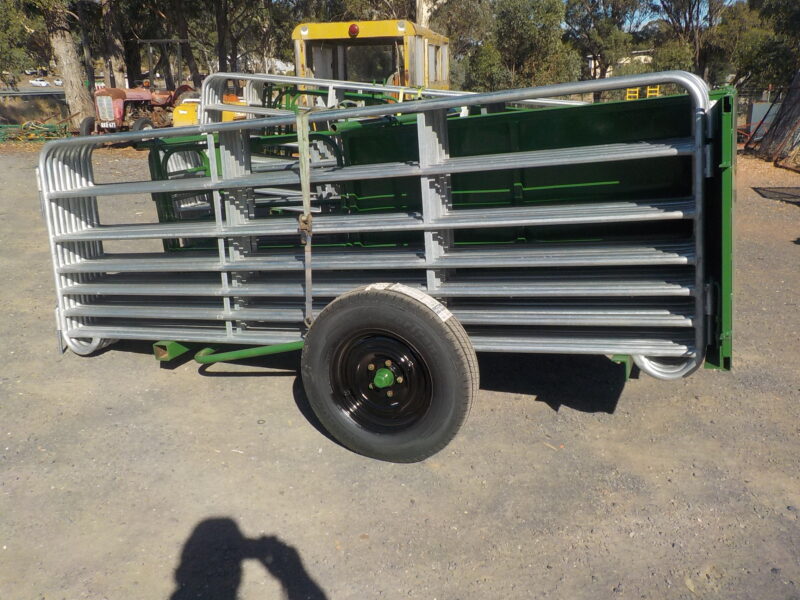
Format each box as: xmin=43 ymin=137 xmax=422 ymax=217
xmin=611 ymin=354 xmax=636 ymax=381
xmin=153 ymin=340 xmax=191 ymax=361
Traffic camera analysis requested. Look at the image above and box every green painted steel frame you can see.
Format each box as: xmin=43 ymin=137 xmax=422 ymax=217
xmin=703 ymin=88 xmax=735 ymax=370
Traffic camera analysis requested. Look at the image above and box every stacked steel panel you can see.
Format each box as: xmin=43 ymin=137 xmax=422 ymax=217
xmin=39 ymin=71 xmax=714 ymax=378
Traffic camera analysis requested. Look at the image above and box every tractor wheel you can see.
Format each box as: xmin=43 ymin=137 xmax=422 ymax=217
xmin=301 ymin=284 xmax=478 ymax=463
xmin=79 ymin=116 xmax=95 ymax=136
xmin=131 ymin=117 xmax=154 ymax=131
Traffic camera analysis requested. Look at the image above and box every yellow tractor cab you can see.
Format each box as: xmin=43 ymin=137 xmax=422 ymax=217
xmin=292 ymin=20 xmax=449 ymax=89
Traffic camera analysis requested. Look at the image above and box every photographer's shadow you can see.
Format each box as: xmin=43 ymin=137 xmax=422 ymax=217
xmin=170 ymin=518 xmax=327 ymax=600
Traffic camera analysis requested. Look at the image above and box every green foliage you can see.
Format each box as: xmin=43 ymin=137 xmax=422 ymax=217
xmin=0 ymin=0 xmax=30 ymax=76
xmin=2 ymin=0 xmax=797 ymax=100
xmin=648 ymin=0 xmax=728 ymax=76
xmin=494 ymin=0 xmax=563 ymax=79
xmin=0 ymin=0 xmax=50 ymax=80
xmin=340 ymin=0 xmax=414 ymax=20
xmin=462 ymin=0 xmax=578 ymax=90
xmin=651 ymin=38 xmax=694 ymax=71
xmin=757 ymin=0 xmax=800 ymax=84
xmin=430 ymin=0 xmax=492 ymax=59
xmin=564 ymin=0 xmax=645 ymax=79
xmin=760 ymin=0 xmax=800 ymax=47
xmin=430 ymin=0 xmax=493 ymax=88
xmin=464 ymin=41 xmax=511 ymax=91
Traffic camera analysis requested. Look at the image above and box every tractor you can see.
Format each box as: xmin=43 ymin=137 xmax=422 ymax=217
xmin=80 ymin=82 xmax=194 ymax=135
xmin=293 ymin=19 xmax=450 ymax=89
xmin=80 ymin=38 xmax=198 ymax=136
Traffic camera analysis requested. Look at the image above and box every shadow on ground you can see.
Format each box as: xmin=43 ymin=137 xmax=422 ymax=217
xmin=169 ymin=518 xmax=327 ymax=600
xmin=752 ymin=186 xmax=800 ymax=206
xmin=478 ymin=353 xmax=625 ymax=413
xmin=98 ymin=342 xmax=625 ymax=426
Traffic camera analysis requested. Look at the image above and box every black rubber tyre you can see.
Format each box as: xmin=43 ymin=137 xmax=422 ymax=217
xmin=79 ymin=116 xmax=95 ymax=136
xmin=131 ymin=117 xmax=154 ymax=131
xmin=301 ymin=284 xmax=479 ymax=462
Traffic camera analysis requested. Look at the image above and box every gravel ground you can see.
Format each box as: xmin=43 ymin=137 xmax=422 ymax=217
xmin=0 ymin=146 xmax=798 ymax=600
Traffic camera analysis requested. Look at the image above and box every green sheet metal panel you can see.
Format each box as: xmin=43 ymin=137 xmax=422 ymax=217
xmin=703 ymin=88 xmax=735 ymax=370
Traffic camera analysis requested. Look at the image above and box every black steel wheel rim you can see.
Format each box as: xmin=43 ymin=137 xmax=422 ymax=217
xmin=330 ymin=330 xmax=433 ymax=432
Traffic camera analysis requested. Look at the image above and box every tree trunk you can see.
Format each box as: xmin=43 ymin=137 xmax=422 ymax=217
xmin=171 ymin=3 xmax=203 ymax=88
xmin=756 ymin=70 xmax=800 ymax=160
xmin=101 ymin=0 xmax=127 ymax=87
xmin=155 ymin=46 xmax=175 ymax=90
xmin=416 ymin=0 xmax=432 ymax=26
xmin=124 ymin=37 xmax=142 ymax=86
xmin=214 ymin=0 xmax=229 ymax=72
xmin=76 ymin=2 xmax=94 ymax=89
xmin=196 ymin=45 xmax=214 ymax=75
xmin=592 ymin=65 xmax=608 ymax=102
xmin=229 ymin=37 xmax=238 ymax=72
xmin=43 ymin=2 xmax=94 ymax=128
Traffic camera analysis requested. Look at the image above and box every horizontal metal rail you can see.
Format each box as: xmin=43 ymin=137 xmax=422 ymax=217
xmin=64 ymin=324 xmax=694 ymax=357
xmin=53 ymin=198 xmax=694 ymax=242
xmin=56 ymin=242 xmax=694 ymax=274
xmin=469 ymin=332 xmax=693 ymax=356
xmin=59 ymin=269 xmax=695 ymax=298
xmin=200 ymin=72 xmax=588 ymax=117
xmin=46 ymin=138 xmax=694 ymax=200
xmin=64 ymin=301 xmax=694 ymax=328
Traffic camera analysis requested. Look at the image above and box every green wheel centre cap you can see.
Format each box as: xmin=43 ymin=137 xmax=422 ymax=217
xmin=372 ymin=367 xmax=395 ymax=389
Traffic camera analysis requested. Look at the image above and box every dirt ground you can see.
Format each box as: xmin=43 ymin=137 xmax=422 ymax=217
xmin=0 ymin=146 xmax=798 ymax=600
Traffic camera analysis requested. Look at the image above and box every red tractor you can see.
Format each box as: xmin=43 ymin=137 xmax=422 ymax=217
xmin=79 ymin=82 xmax=194 ymax=135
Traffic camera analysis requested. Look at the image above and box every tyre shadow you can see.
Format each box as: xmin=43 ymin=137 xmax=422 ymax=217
xmin=169 ymin=518 xmax=327 ymax=600
xmin=477 ymin=353 xmax=626 ymax=413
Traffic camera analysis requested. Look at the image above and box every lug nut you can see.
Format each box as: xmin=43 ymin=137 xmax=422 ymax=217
xmin=367 ymin=364 xmax=375 ymax=371
xmin=368 ymin=383 xmax=374 ymax=389
xmin=396 ymin=376 xmax=404 ymax=383
xmin=387 ymin=390 xmax=394 ymax=398
xmin=385 ymin=360 xmax=392 ymax=367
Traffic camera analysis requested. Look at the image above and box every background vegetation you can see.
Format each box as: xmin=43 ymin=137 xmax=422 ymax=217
xmin=1 ymin=0 xmax=798 ymax=124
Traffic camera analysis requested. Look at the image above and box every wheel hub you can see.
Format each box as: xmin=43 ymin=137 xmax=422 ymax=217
xmin=330 ymin=332 xmax=432 ymax=431
xmin=372 ymin=367 xmax=395 ymax=389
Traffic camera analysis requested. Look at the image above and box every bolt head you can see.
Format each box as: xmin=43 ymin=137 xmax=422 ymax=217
xmin=396 ymin=376 xmax=404 ymax=383
xmin=386 ymin=390 xmax=394 ymax=398
xmin=384 ymin=360 xmax=392 ymax=367
xmin=367 ymin=363 xmax=375 ymax=371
